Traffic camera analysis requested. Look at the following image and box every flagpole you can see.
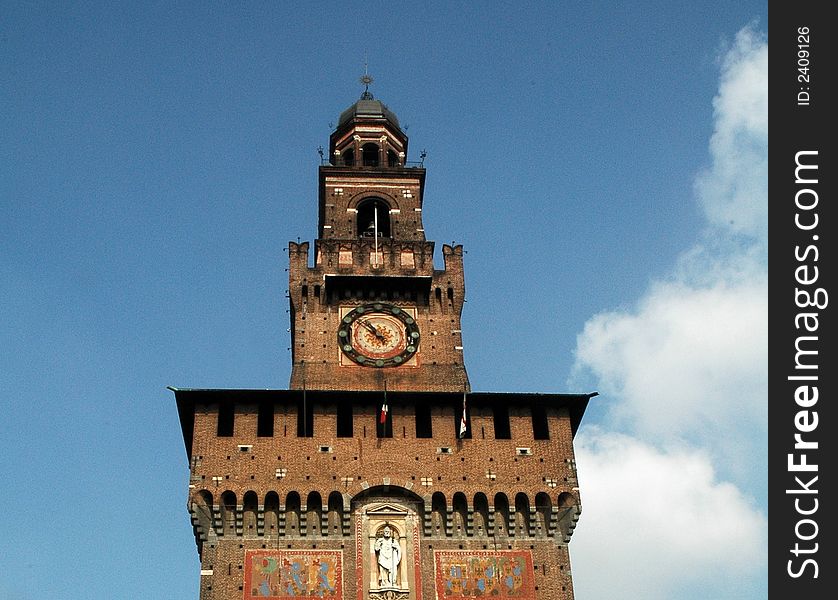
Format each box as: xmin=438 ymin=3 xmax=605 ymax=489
xmin=373 ymin=200 xmax=379 ymax=266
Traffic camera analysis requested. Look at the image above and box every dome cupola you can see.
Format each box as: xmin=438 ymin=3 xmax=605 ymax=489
xmin=329 ymin=75 xmax=408 ymax=168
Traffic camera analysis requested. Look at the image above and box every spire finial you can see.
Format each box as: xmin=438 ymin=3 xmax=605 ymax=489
xmin=360 ymin=56 xmax=374 ymax=100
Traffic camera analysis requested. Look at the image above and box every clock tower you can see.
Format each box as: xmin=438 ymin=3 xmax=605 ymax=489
xmin=172 ymin=84 xmax=593 ymax=600
xmin=288 ymin=87 xmax=469 ymax=394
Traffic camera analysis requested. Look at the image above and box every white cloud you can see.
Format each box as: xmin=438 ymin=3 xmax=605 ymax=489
xmin=572 ymin=21 xmax=767 ymax=479
xmin=695 ymin=25 xmax=768 ymax=243
xmin=568 ymin=23 xmax=767 ymax=600
xmin=574 ymin=275 xmax=767 ymax=479
xmin=571 ymin=430 xmax=766 ymax=600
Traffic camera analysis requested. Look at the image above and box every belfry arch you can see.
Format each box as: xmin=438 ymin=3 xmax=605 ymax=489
xmin=357 ymin=197 xmax=391 ymax=238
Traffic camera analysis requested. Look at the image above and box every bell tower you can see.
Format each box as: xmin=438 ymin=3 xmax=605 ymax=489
xmin=288 ymin=85 xmax=469 ymax=393
xmin=172 ymin=80 xmax=592 ymax=600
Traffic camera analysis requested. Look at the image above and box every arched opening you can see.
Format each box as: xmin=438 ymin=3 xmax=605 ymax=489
xmin=431 ymin=492 xmax=447 ymax=535
xmin=285 ymin=491 xmax=301 ymax=536
xmin=351 ymin=484 xmax=425 ymax=505
xmin=264 ymin=491 xmax=280 ymax=535
xmin=535 ymin=492 xmax=552 ymax=537
xmin=515 ymin=492 xmax=531 ymax=537
xmin=342 ymin=148 xmax=355 ymax=166
xmin=493 ymin=493 xmax=510 ymax=537
xmin=220 ymin=491 xmax=237 ymax=536
xmin=362 ymin=142 xmax=379 ymax=167
xmin=327 ymin=491 xmax=344 ymax=536
xmin=357 ymin=198 xmax=391 ymax=238
xmin=452 ymin=492 xmax=468 ymax=536
xmin=193 ymin=490 xmax=215 ymax=541
xmin=243 ymin=491 xmax=258 ymax=536
xmin=556 ymin=492 xmax=579 ymax=540
xmin=387 ymin=149 xmax=398 ymax=167
xmin=473 ymin=493 xmax=489 ymax=537
xmin=557 ymin=492 xmax=576 ymax=509
xmin=306 ymin=491 xmax=323 ymax=536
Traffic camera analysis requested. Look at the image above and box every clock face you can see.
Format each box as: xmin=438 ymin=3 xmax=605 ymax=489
xmin=338 ymin=303 xmax=420 ymax=367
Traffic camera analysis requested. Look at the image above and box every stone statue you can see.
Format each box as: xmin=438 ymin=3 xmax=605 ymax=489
xmin=374 ymin=525 xmax=401 ymax=587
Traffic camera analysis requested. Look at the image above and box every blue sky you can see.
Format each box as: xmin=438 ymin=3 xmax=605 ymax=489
xmin=1 ymin=3 xmax=767 ymax=599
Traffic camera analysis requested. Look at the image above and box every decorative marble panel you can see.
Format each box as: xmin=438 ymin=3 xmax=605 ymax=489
xmin=433 ymin=550 xmax=535 ymax=598
xmin=244 ymin=549 xmax=342 ymax=599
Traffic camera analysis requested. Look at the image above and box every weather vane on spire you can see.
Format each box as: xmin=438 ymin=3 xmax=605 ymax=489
xmin=360 ymin=56 xmax=374 ymax=99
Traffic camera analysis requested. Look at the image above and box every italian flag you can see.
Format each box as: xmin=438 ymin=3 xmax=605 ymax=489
xmin=459 ymin=392 xmax=467 ymax=438
xmin=380 ymin=382 xmax=388 ymax=424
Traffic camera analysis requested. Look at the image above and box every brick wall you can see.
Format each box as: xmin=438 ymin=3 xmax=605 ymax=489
xmin=176 ymin=389 xmax=586 ymax=600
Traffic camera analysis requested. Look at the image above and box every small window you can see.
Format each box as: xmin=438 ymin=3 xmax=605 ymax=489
xmin=493 ymin=405 xmax=511 ymax=439
xmin=257 ymin=402 xmax=274 ymax=437
xmin=454 ymin=403 xmax=471 ymax=439
xmin=415 ymin=403 xmax=432 ymax=438
xmin=377 ymin=404 xmax=393 ymax=439
xmin=532 ymin=402 xmax=549 ymax=440
xmin=336 ymin=402 xmax=353 ymax=438
xmin=297 ymin=395 xmax=313 ymax=437
xmin=217 ymin=401 xmax=234 ymax=437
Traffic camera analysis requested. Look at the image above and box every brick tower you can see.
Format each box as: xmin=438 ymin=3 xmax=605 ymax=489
xmin=172 ymin=85 xmax=594 ymax=600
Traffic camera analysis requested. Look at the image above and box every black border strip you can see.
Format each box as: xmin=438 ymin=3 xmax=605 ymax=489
xmin=769 ymin=4 xmax=834 ymax=597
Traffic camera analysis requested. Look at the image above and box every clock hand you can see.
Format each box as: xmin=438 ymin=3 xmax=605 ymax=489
xmin=361 ymin=320 xmax=384 ymax=339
